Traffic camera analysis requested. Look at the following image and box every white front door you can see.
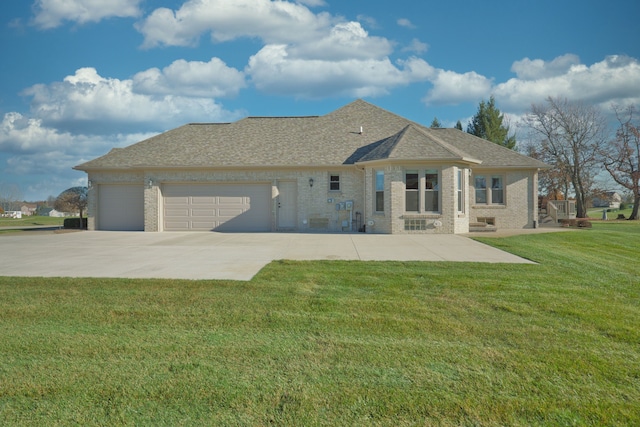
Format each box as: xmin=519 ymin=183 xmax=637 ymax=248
xmin=277 ymin=181 xmax=297 ymax=229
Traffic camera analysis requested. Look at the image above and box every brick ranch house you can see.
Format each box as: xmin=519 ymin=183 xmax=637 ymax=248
xmin=74 ymin=100 xmax=548 ymax=234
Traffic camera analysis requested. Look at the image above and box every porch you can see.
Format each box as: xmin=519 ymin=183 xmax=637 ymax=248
xmin=539 ymin=200 xmax=577 ymax=225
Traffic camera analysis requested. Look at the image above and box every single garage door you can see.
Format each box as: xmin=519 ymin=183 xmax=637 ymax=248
xmin=163 ymin=183 xmax=271 ymax=231
xmin=98 ymin=184 xmax=144 ymax=231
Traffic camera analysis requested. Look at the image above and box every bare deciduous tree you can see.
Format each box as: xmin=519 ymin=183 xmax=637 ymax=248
xmin=600 ymin=105 xmax=640 ymax=220
xmin=54 ymin=187 xmax=88 ymax=221
xmin=525 ymin=97 xmax=608 ymax=218
xmin=0 ymin=183 xmax=23 ymax=212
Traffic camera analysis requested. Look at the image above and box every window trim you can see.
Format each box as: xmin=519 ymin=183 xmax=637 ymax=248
xmin=457 ymin=168 xmax=465 ymax=214
xmin=405 ymin=170 xmax=419 ymax=212
xmin=374 ymin=170 xmax=384 ymax=213
xmin=404 ymin=168 xmax=441 ymax=214
xmin=329 ymin=174 xmax=340 ymax=192
xmin=474 ymin=173 xmax=505 ymax=205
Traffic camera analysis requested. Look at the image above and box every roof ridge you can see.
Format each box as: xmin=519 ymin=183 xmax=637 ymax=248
xmin=246 ymin=115 xmax=319 ymax=119
xmin=406 ymin=124 xmax=472 ymax=159
xmin=386 ymin=124 xmax=411 ymax=158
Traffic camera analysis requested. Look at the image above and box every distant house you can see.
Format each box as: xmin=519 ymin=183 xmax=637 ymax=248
xmin=21 ymin=204 xmax=37 ymax=216
xmin=75 ymin=100 xmax=548 ymax=234
xmin=48 ymin=209 xmax=69 ymax=217
xmin=4 ymin=211 xmax=22 ymax=219
xmin=36 ymin=206 xmax=53 ymax=216
xmin=592 ymin=191 xmax=622 ymax=209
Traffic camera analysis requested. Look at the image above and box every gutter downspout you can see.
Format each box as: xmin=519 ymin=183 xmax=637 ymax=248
xmin=360 ymin=165 xmax=366 ymax=232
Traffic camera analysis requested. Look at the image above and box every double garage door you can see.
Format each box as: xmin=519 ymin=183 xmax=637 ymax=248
xmin=163 ymin=183 xmax=271 ymax=232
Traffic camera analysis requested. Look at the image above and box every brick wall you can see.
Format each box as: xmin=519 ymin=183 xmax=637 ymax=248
xmin=470 ymin=170 xmax=535 ymax=229
xmin=86 ymin=166 xmax=537 ymax=233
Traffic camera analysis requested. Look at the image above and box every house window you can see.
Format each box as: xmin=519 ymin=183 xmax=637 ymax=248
xmin=405 ymin=169 xmax=441 ymax=213
xmin=405 ymin=171 xmax=419 ymax=212
xmin=457 ymin=169 xmax=465 ymax=213
xmin=475 ymin=176 xmax=487 ymax=204
xmin=375 ymin=170 xmax=384 ymax=212
xmin=491 ymin=176 xmax=504 ymax=204
xmin=474 ymin=174 xmax=505 ymax=204
xmin=425 ymin=169 xmax=439 ymax=212
xmin=329 ymin=174 xmax=340 ymax=191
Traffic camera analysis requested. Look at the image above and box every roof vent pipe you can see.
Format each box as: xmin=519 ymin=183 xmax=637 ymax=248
xmin=359 ymin=126 xmax=363 ymax=134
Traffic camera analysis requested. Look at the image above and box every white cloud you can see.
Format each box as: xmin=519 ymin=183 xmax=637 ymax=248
xmin=136 ymin=0 xmax=334 ymax=48
xmin=0 ymin=111 xmax=155 ymax=157
xmin=495 ymin=55 xmax=640 ymax=111
xmin=420 ymin=54 xmax=640 ymax=112
xmin=22 ymin=67 xmax=243 ymax=134
xmin=296 ymin=0 xmax=326 ymax=6
xmin=246 ymin=45 xmax=432 ymax=98
xmin=402 ymin=38 xmax=429 ymax=54
xmin=423 ymin=70 xmax=493 ymax=105
xmin=511 ymin=54 xmax=581 ymax=80
xmin=32 ymin=0 xmax=142 ymax=29
xmin=0 ymin=110 xmax=158 ymax=197
xmin=357 ymin=14 xmax=378 ymax=30
xmin=397 ymin=18 xmax=416 ymax=29
xmin=132 ymin=58 xmax=246 ymax=98
xmin=288 ymin=22 xmax=393 ymax=60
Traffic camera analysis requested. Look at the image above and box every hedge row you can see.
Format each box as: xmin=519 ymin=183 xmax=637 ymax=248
xmin=63 ymin=218 xmax=88 ymax=229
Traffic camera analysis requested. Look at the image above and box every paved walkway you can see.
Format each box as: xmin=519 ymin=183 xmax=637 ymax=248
xmin=0 ymin=231 xmax=537 ymax=281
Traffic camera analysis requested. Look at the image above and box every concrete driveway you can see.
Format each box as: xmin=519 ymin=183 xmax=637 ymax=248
xmin=0 ymin=231 xmax=535 ymax=281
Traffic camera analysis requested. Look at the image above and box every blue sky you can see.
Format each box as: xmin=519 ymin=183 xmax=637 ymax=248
xmin=1 ymin=0 xmax=639 ymax=201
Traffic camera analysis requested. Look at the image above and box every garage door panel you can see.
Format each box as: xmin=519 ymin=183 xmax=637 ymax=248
xmin=192 ymin=197 xmax=215 ymax=204
xmin=165 ymin=221 xmax=191 ymax=229
xmin=218 ymin=196 xmax=244 ymax=204
xmin=191 ymin=209 xmax=217 ymax=216
xmin=165 ymin=208 xmax=190 ymax=216
xmin=163 ymin=184 xmax=271 ymax=232
xmin=165 ymin=196 xmax=189 ymax=205
xmin=218 ymin=208 xmax=245 ymax=216
xmin=192 ymin=222 xmax=216 ymax=229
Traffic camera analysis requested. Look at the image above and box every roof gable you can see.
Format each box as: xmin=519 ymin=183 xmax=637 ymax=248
xmin=357 ymin=124 xmax=479 ymax=163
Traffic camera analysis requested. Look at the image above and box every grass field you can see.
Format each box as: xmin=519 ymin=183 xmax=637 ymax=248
xmin=0 ymin=223 xmax=638 ymax=426
xmin=0 ymin=215 xmax=64 ymax=228
xmin=586 ymin=206 xmax=635 ymax=219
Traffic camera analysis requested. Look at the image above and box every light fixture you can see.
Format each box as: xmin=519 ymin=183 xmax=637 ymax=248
xmin=309 ymin=177 xmax=314 ymax=188
xmin=147 ymin=179 xmax=154 ymax=188
xmin=87 ymin=180 xmax=93 ymax=189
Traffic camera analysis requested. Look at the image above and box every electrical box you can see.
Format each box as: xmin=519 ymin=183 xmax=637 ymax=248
xmin=339 ymin=202 xmax=345 ymax=210
xmin=345 ymin=201 xmax=353 ymax=210
xmin=327 ymin=198 xmax=334 ymax=203
xmin=335 ymin=203 xmax=341 ymax=211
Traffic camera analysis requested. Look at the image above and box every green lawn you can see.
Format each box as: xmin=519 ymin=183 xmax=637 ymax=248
xmin=0 ymin=215 xmax=64 ymax=228
xmin=1 ymin=223 xmax=639 ymax=426
xmin=587 ymin=207 xmax=634 ymax=219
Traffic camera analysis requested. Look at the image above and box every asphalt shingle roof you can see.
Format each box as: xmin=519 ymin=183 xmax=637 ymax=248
xmin=75 ymin=99 xmax=548 ymax=171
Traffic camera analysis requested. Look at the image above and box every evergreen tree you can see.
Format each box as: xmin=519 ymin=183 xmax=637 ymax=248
xmin=467 ymin=96 xmax=516 ymax=149
xmin=430 ymin=117 xmax=442 ymax=128
xmin=454 ymin=120 xmax=463 ymax=131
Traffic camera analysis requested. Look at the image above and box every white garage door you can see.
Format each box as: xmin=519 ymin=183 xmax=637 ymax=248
xmin=163 ymin=184 xmax=271 ymax=232
xmin=98 ymin=184 xmax=144 ymax=231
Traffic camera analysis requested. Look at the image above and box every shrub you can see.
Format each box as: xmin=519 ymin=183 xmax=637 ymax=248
xmin=559 ymin=218 xmax=592 ymax=228
xmin=63 ymin=218 xmax=87 ymax=229
xmin=577 ymin=219 xmax=592 ymax=228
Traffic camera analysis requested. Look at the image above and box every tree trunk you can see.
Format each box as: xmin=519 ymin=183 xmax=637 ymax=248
xmin=630 ymin=195 xmax=640 ymax=220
